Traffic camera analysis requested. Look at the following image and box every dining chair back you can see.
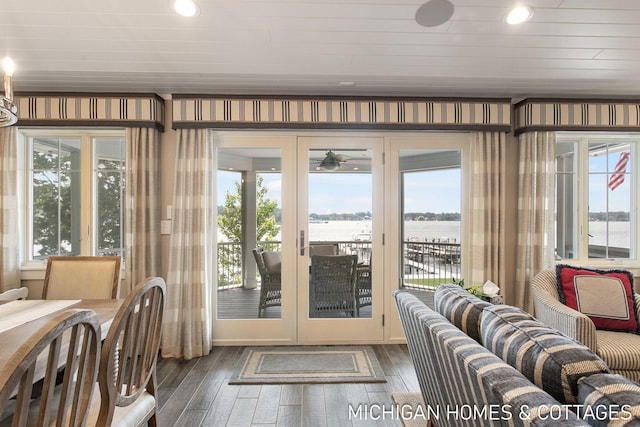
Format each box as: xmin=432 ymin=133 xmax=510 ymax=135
xmin=0 ymin=309 xmax=101 ymax=427
xmin=92 ymin=276 xmax=166 ymax=427
xmin=309 ymin=255 xmax=358 ymax=318
xmin=0 ymin=287 xmax=28 ymax=301
xmin=42 ymin=256 xmax=121 ymax=300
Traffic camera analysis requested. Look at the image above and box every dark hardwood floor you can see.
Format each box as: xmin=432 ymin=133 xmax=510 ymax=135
xmin=156 ymin=344 xmax=420 ymax=427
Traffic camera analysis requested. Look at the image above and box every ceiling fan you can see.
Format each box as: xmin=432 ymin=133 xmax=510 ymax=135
xmin=315 ymin=150 xmax=348 ymax=171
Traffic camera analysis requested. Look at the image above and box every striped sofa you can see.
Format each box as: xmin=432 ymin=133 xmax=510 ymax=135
xmin=394 ymin=290 xmax=587 ymax=426
xmin=394 ymin=288 xmax=640 ymax=426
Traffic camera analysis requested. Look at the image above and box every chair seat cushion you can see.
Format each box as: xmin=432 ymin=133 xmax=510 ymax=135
xmin=481 ymin=305 xmax=610 ymax=404
xmin=556 ymin=265 xmax=638 ymax=333
xmin=596 ymin=330 xmax=640 ymax=372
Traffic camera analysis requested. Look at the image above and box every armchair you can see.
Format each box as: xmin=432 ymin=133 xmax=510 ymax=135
xmin=532 ymin=269 xmax=640 ymax=381
xmin=252 ymin=248 xmax=282 ymax=317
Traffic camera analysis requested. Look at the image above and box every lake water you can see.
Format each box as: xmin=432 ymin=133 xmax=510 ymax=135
xmin=310 ymin=220 xmax=629 ymax=248
xmin=309 ymin=220 xmax=460 ymax=242
xmin=224 ymin=220 xmax=630 ymax=249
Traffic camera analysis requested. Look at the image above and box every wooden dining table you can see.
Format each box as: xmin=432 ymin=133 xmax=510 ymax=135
xmin=0 ymin=299 xmax=122 ymax=377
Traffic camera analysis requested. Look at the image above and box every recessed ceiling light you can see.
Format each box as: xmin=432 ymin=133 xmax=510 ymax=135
xmin=339 ymin=81 xmax=356 ymax=87
xmin=506 ymin=5 xmax=533 ymax=25
xmin=174 ymin=0 xmax=199 ymax=17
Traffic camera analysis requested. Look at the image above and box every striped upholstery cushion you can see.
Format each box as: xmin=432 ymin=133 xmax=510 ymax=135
xmin=492 ymin=380 xmax=588 ymax=426
xmin=394 ymin=291 xmax=589 ymax=426
xmin=481 ymin=305 xmax=610 ymax=404
xmin=578 ymin=373 xmax=640 ymax=425
xmin=434 ymin=284 xmax=491 ymax=343
xmin=596 ymin=330 xmax=640 ymax=374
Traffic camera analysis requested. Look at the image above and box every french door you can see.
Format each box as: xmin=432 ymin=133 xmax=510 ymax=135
xmin=213 ymin=133 xmax=384 ymax=344
xmin=296 ymin=136 xmax=384 ymax=343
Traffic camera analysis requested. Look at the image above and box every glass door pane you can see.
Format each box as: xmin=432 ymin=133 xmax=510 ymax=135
xmin=307 ymin=148 xmax=373 ymax=319
xmin=297 ymin=136 xmax=383 ymax=343
xmin=217 ymin=147 xmax=283 ymax=319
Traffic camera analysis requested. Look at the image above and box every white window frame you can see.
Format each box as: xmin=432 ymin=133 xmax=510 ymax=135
xmin=556 ymin=132 xmax=639 ymax=267
xmin=19 ymin=128 xmax=126 ymax=268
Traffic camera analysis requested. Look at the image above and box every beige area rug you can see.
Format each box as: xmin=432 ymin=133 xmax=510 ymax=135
xmin=228 ymin=346 xmax=386 ymax=385
xmin=391 ymin=392 xmax=435 ymax=427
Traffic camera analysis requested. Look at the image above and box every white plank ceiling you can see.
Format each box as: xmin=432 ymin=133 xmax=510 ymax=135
xmin=2 ymin=0 xmax=640 ymax=98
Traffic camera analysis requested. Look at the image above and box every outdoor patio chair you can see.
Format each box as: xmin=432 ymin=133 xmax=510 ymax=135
xmin=252 ymin=248 xmax=282 ymax=317
xmin=356 ymin=264 xmax=372 ymax=316
xmin=309 ymin=244 xmax=339 ymax=257
xmin=309 ymin=254 xmax=358 ymax=318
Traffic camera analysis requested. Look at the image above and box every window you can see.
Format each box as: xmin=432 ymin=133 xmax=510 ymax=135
xmin=555 ymin=133 xmax=637 ymax=263
xmin=24 ymin=130 xmax=125 ymax=261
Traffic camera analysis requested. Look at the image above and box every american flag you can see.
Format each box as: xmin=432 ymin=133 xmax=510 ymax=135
xmin=608 ymin=151 xmax=630 ymax=191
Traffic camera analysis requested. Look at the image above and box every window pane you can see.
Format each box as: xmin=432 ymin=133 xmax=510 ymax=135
xmin=94 ymin=138 xmax=125 ymax=257
xmin=555 ymin=141 xmax=576 ymax=259
xmin=588 ymin=142 xmax=632 ymax=259
xmin=556 ymin=136 xmax=635 ymax=262
xmin=31 ymin=137 xmax=81 ymax=258
xmin=399 ymin=149 xmax=462 ymax=289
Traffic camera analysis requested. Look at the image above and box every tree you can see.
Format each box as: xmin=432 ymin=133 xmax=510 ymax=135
xmin=218 ymin=174 xmax=280 ymax=242
xmin=218 ymin=175 xmax=280 ymax=286
xmin=32 ymin=150 xmax=72 ymax=257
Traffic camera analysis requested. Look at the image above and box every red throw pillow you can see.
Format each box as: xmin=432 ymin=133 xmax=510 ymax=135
xmin=556 ymin=265 xmax=638 ymax=332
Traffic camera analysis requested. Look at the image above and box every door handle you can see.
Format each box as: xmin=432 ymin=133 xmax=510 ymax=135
xmin=300 ymin=230 xmax=305 ymax=256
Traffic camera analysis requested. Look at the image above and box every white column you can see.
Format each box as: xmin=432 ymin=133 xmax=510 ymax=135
xmin=242 ymin=171 xmax=258 ymax=289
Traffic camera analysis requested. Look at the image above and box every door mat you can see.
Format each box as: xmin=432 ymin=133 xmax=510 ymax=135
xmin=229 ymin=345 xmax=386 ymax=384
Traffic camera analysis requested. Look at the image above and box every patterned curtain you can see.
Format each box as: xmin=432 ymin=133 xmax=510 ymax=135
xmin=124 ymin=127 xmax=161 ymax=294
xmin=468 ymin=131 xmax=507 ymax=289
xmin=161 ymin=129 xmax=214 ymax=360
xmin=0 ymin=127 xmax=20 ymax=293
xmin=515 ymin=131 xmax=556 ymax=312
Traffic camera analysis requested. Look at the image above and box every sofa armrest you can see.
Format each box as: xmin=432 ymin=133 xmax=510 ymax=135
xmin=634 ymin=293 xmax=640 ymax=324
xmin=532 ymin=287 xmax=598 ymax=351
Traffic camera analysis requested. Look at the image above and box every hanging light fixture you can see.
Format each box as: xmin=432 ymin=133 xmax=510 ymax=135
xmin=317 ymin=150 xmax=346 ymax=171
xmin=0 ymin=57 xmax=17 ymax=127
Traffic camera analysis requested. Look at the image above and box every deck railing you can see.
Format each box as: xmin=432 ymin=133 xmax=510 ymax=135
xmin=217 ymin=239 xmax=461 ymax=289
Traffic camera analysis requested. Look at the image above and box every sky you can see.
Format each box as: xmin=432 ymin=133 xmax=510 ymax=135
xmin=217 ymin=149 xmax=633 ymax=215
xmin=586 ymin=150 xmax=631 ymax=212
xmin=217 ymin=168 xmax=461 ymax=214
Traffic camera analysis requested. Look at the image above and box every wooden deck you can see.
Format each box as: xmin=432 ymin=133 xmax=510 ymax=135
xmin=157 ymin=344 xmax=420 ymax=427
xmin=217 ymin=287 xmax=372 ymax=319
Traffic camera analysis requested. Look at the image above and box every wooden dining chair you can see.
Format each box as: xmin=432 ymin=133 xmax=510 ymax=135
xmin=0 ymin=287 xmax=28 ymax=301
xmin=87 ymin=276 xmax=166 ymax=427
xmin=42 ymin=256 xmax=121 ymax=300
xmin=0 ymin=309 xmax=101 ymax=427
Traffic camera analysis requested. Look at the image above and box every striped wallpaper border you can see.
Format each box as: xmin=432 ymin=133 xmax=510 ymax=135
xmin=171 ymin=96 xmax=512 ymax=131
xmin=514 ymin=98 xmax=640 ymax=135
xmin=15 ymin=93 xmax=165 ymax=131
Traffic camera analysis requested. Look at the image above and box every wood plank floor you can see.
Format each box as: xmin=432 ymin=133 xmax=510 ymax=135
xmin=156 ymin=344 xmax=420 ymax=427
